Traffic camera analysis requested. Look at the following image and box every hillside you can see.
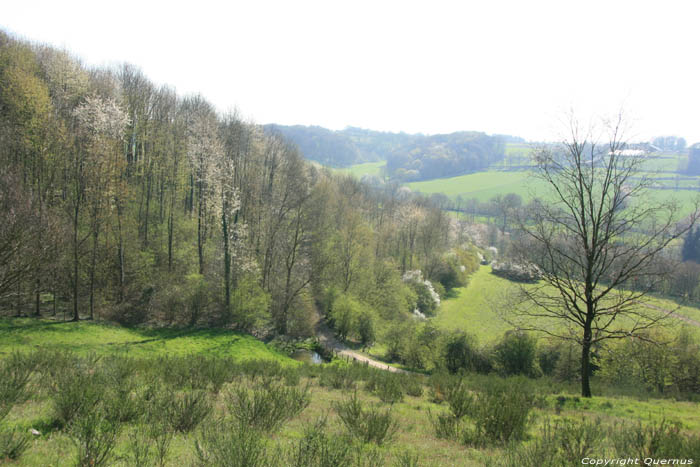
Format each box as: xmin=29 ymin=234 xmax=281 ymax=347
xmin=266 ymin=124 xmax=508 ymax=180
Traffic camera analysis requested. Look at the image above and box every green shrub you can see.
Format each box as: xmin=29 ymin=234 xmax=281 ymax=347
xmin=0 ymin=352 xmax=36 ymax=421
xmin=463 ymin=379 xmax=535 ymax=445
xmin=393 ymin=450 xmax=422 ymax=467
xmin=319 ymin=364 xmax=356 ymax=390
xmin=371 ymin=373 xmax=404 ymax=404
xmin=610 ymin=419 xmax=696 ymax=459
xmin=287 ymin=417 xmax=353 ymax=467
xmin=0 ymin=428 xmax=30 ymax=461
xmin=225 ymin=381 xmax=310 ymax=432
xmin=404 ymin=376 xmax=424 ymax=398
xmin=430 ymin=411 xmax=461 ymax=440
xmin=166 ymin=390 xmax=212 ymax=433
xmin=195 ymin=420 xmax=271 ymax=467
xmin=494 ymin=331 xmax=538 ymax=377
xmin=334 ymin=392 xmax=398 ymax=445
xmin=357 ymin=310 xmax=376 ymax=347
xmin=444 ymin=379 xmax=475 ymax=420
xmin=51 ymin=366 xmax=104 ymax=428
xmin=126 ymin=425 xmax=154 ymax=467
xmin=68 ymin=409 xmax=122 ymax=467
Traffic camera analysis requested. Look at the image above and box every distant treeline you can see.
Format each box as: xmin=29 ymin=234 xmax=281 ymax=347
xmin=266 ymin=124 xmax=511 ymax=181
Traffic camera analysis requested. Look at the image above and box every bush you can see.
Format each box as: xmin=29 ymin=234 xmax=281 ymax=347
xmin=329 ymin=294 xmax=361 ymax=341
xmin=444 ymin=332 xmax=492 ymax=374
xmin=51 ymin=365 xmax=104 ymax=428
xmin=494 ymin=331 xmax=538 ymax=377
xmin=430 ymin=411 xmax=461 ymax=440
xmin=610 ymin=419 xmax=698 ymax=459
xmin=491 ymin=261 xmax=541 ymax=282
xmin=287 ymin=417 xmax=353 ymax=467
xmin=166 ymin=390 xmax=212 ymax=433
xmin=68 ymin=409 xmax=122 ymax=467
xmin=0 ymin=352 xmax=36 ymax=421
xmin=357 ymin=310 xmax=376 ymax=348
xmin=334 ymin=392 xmax=398 ymax=445
xmin=319 ymin=364 xmax=356 ymax=390
xmin=225 ymin=381 xmax=310 ymax=432
xmin=195 ymin=420 xmax=271 ymax=467
xmin=463 ymin=379 xmax=535 ymax=445
xmin=368 ymin=373 xmax=404 ymax=404
xmin=0 ymin=428 xmax=30 ymax=461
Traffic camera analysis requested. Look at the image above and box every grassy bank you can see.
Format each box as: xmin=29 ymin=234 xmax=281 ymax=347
xmin=0 ymin=318 xmax=293 ymax=363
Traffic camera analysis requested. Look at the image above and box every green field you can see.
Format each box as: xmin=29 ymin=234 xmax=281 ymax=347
xmin=434 ymin=265 xmax=700 ymax=342
xmin=407 ymin=170 xmax=539 ymax=201
xmin=0 ymin=318 xmax=293 ymax=363
xmin=332 ymin=160 xmax=386 ymax=179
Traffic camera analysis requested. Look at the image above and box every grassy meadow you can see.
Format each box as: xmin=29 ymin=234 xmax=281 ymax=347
xmin=2 ymin=326 xmax=699 ymax=466
xmin=0 ymin=318 xmax=293 ymax=363
xmin=433 ymin=265 xmax=700 ymax=341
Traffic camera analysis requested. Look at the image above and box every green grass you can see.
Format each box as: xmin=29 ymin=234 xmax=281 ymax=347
xmin=407 ymin=171 xmax=538 ymax=201
xmin=332 ymin=160 xmax=386 ymax=178
xmin=0 ymin=318 xmax=294 ymax=363
xmin=434 ymin=266 xmax=700 ymax=342
xmin=433 ymin=266 xmax=516 ymax=342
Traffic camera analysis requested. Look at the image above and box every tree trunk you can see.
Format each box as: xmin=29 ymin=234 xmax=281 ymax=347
xmin=88 ymin=225 xmax=99 ymax=320
xmin=222 ymin=202 xmax=231 ymax=315
xmin=72 ymin=202 xmax=79 ymax=322
xmin=117 ymin=202 xmax=125 ymax=303
xmin=581 ymin=324 xmax=593 ymax=397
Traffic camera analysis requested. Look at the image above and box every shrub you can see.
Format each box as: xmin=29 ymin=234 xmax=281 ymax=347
xmin=287 ymin=417 xmax=353 ymax=467
xmin=0 ymin=428 xmax=30 ymax=461
xmin=370 ymin=373 xmax=404 ymax=404
xmin=0 ymin=352 xmax=36 ymax=421
xmin=357 ymin=310 xmax=376 ymax=348
xmin=404 ymin=376 xmax=424 ymax=397
xmin=51 ymin=365 xmax=104 ymax=428
xmin=430 ymin=411 xmax=461 ymax=440
xmin=393 ymin=450 xmax=422 ymax=467
xmin=610 ymin=419 xmax=696 ymax=459
xmin=225 ymin=381 xmax=310 ymax=432
xmin=491 ymin=261 xmax=541 ymax=282
xmin=444 ymin=332 xmax=492 ymax=374
xmin=68 ymin=409 xmax=122 ymax=467
xmin=494 ymin=331 xmax=538 ymax=377
xmin=195 ymin=420 xmax=270 ymax=467
xmin=166 ymin=390 xmax=212 ymax=433
xmin=334 ymin=392 xmax=398 ymax=445
xmin=444 ymin=379 xmax=475 ymax=420
xmin=319 ymin=364 xmax=356 ymax=390
xmin=463 ymin=379 xmax=535 ymax=445
xmin=126 ymin=425 xmax=154 ymax=467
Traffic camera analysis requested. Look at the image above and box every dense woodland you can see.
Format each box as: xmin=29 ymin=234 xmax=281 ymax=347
xmin=0 ymin=32 xmax=476 ymax=341
xmin=267 ymin=124 xmax=506 ymax=181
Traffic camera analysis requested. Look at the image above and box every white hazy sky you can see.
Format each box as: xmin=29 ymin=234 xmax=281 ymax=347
xmin=2 ymin=0 xmax=699 ymax=143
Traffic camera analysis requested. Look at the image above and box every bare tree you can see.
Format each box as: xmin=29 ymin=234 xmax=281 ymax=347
xmin=509 ymin=113 xmax=699 ymax=397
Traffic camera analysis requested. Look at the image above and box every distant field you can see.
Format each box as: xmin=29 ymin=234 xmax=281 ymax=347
xmin=332 ymin=160 xmax=386 ymax=178
xmin=434 ymin=266 xmax=700 ymax=342
xmin=407 ymin=170 xmax=540 ymax=201
xmin=0 ymin=318 xmax=294 ymax=363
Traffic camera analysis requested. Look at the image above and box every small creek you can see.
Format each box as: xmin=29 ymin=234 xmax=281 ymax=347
xmin=291 ymin=349 xmax=323 ymax=364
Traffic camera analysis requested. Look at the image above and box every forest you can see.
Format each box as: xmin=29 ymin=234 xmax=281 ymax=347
xmin=0 ymin=30 xmax=467 ymax=340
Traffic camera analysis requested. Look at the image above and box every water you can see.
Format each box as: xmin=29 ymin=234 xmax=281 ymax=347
xmin=291 ymin=349 xmax=323 ymax=364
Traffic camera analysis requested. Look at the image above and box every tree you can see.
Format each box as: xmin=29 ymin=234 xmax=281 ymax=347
xmin=509 ymin=113 xmax=699 ymax=397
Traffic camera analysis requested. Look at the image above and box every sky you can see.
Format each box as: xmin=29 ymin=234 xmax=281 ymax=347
xmin=2 ymin=0 xmax=699 ymax=143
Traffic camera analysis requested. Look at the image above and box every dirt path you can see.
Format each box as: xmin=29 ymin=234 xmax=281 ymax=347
xmin=636 ymin=302 xmax=700 ymax=328
xmin=315 ymin=320 xmax=408 ymax=373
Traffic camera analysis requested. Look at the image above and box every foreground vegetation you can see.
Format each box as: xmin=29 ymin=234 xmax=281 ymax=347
xmin=1 ymin=340 xmax=699 ymax=466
